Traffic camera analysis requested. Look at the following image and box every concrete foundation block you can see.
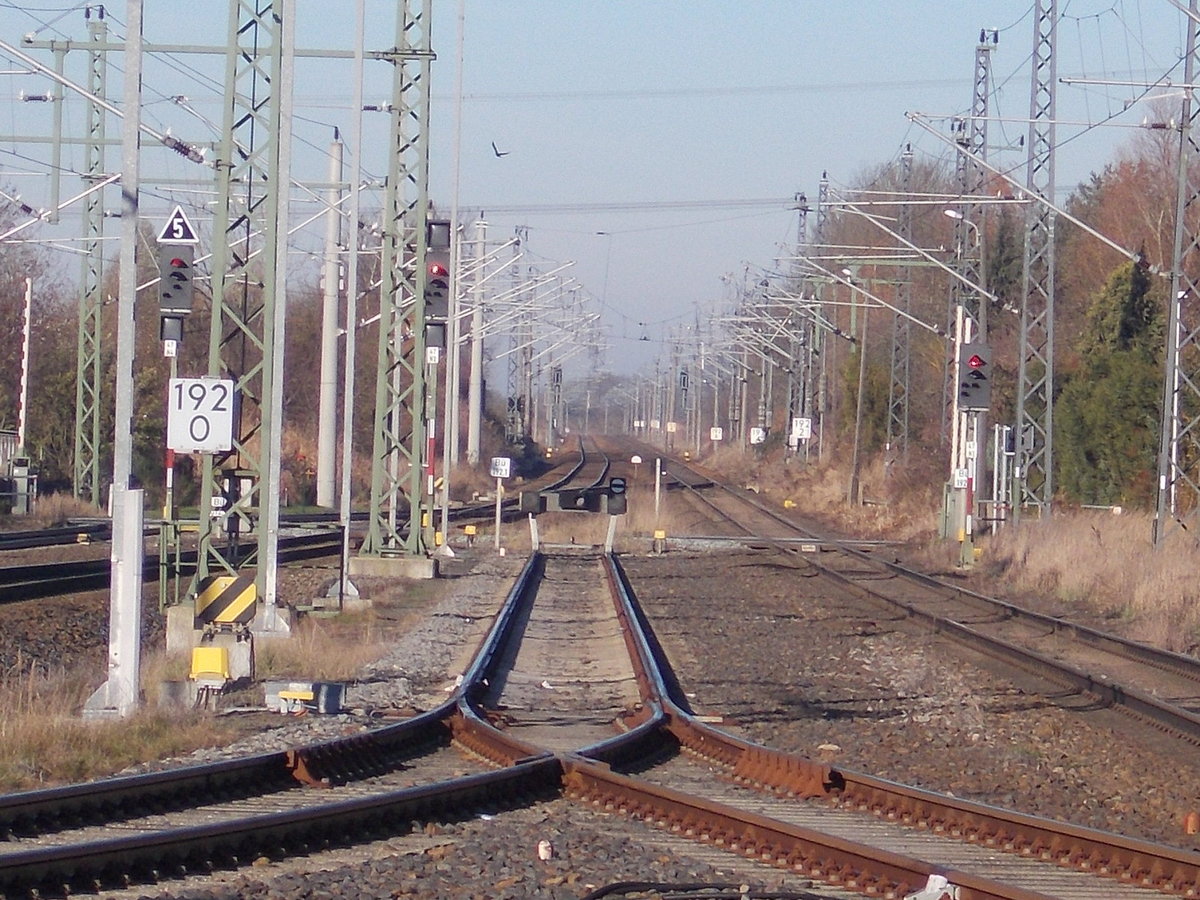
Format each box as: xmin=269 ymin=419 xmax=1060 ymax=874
xmin=348 ymin=555 xmax=438 ymax=579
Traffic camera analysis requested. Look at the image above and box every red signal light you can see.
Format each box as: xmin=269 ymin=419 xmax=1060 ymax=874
xmin=428 ymin=261 xmax=449 ymax=278
xmin=169 ymin=257 xmax=190 ymax=269
xmin=967 ymin=354 xmax=985 ymax=369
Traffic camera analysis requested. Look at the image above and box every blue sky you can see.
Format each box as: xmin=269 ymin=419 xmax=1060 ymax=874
xmin=436 ymin=2 xmax=1184 ymax=371
xmin=0 ymin=2 xmax=1188 ymax=373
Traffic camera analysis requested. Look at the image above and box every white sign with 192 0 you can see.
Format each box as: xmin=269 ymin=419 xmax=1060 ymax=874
xmin=167 ymin=378 xmax=235 ymax=453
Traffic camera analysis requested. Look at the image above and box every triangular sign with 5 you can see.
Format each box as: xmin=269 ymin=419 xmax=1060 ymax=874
xmin=157 ymin=204 xmax=200 ymax=244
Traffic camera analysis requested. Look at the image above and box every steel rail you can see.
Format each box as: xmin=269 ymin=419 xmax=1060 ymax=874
xmin=0 ymin=531 xmax=343 ymax=604
xmin=0 ymin=560 xmax=553 ymax=891
xmin=653 ymin=458 xmax=1200 ymax=895
xmin=0 ymin=524 xmax=111 ymax=551
xmin=449 ymin=549 xmax=1026 ymax=900
xmin=7 ymin=533 xmax=1197 ymax=897
xmin=667 ymin=461 xmax=1200 ymax=740
xmin=0 ymin=553 xmax=553 ymax=837
xmin=697 ymin=470 xmax=1200 ymax=690
xmin=0 ymin=758 xmax=563 ymax=898
xmin=0 ymin=701 xmax=458 ymax=837
xmin=560 ymin=761 xmax=1054 ymax=900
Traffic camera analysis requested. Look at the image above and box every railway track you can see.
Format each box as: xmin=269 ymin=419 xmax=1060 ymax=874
xmin=5 ymin=545 xmax=1200 ymax=898
xmin=0 ymin=531 xmax=343 ymax=604
xmin=0 ymin=438 xmax=605 ymax=604
xmin=655 ymin=453 xmax=1200 ymax=753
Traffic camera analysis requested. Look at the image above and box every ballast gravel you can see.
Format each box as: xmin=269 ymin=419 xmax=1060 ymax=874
xmin=620 ymin=547 xmax=1200 ymax=851
xmin=117 ymin=801 xmax=797 ymax=900
xmin=9 ymin=540 xmax=1200 ymax=897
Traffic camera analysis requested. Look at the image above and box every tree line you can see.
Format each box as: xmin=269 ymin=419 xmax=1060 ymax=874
xmin=0 ymin=122 xmax=1189 ymax=513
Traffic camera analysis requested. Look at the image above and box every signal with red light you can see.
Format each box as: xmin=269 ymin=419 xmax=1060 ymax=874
xmin=957 ymin=342 xmax=992 ymax=410
xmin=158 ymin=244 xmax=195 ymax=316
xmin=424 ymin=219 xmax=452 ymax=323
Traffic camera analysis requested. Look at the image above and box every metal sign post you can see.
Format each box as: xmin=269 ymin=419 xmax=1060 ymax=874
xmin=490 ymin=457 xmax=511 ymax=551
xmin=654 ymin=457 xmax=662 ymax=525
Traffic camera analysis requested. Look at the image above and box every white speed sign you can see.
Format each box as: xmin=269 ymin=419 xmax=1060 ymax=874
xmin=167 ymin=378 xmax=235 ymax=453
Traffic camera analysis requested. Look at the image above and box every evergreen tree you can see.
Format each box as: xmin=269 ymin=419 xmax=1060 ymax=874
xmin=985 ymin=207 xmax=1023 ymax=317
xmin=1056 ymin=260 xmax=1162 ymax=506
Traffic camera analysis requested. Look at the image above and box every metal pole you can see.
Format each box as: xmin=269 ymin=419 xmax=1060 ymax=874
xmin=446 ymin=0 xmax=465 ymax=470
xmin=848 ymin=294 xmax=868 ymax=505
xmin=336 ymin=0 xmax=366 ymax=605
xmin=89 ymin=0 xmax=143 ymax=719
xmin=439 ymin=222 xmax=462 ymax=546
xmin=654 ymin=457 xmax=662 ymax=524
xmin=260 ymin=0 xmax=295 ymax=624
xmin=467 ymin=217 xmax=485 ymax=464
xmin=17 ymin=278 xmax=31 ymax=452
xmin=317 ymin=137 xmax=344 ymax=509
xmin=493 ymin=477 xmax=502 ymax=550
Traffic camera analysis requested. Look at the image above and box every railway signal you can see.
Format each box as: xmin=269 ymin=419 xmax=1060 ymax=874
xmin=607 ymin=477 xmax=628 ymax=515
xmin=158 ymin=246 xmax=196 ymax=316
xmin=157 ymin=205 xmax=200 ymax=353
xmin=424 ymin=219 xmax=452 ymax=322
xmin=957 ymin=342 xmax=992 ymax=410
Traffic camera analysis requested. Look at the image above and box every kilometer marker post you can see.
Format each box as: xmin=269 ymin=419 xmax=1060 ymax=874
xmin=490 ymin=456 xmax=511 ymax=552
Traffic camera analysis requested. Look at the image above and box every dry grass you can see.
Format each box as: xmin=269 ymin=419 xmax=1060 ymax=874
xmin=0 ymin=615 xmax=392 ymax=790
xmin=699 ymin=444 xmax=943 ymax=543
xmin=22 ymin=492 xmax=103 ymax=528
xmin=254 ymin=614 xmax=390 ymax=682
xmin=0 ymin=656 xmax=240 ymax=791
xmin=981 ymin=509 xmax=1200 ymax=652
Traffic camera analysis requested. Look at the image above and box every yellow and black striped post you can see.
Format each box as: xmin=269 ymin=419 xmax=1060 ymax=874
xmin=194 ymin=573 xmax=257 ymax=627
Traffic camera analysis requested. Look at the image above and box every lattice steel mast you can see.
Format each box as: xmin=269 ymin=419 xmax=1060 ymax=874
xmin=786 ymin=192 xmax=809 ymax=447
xmin=812 ymin=172 xmax=831 ymax=460
xmin=196 ymin=0 xmax=292 ymax=605
xmin=1013 ymin=0 xmax=1057 ymax=522
xmin=943 ymin=33 xmax=993 ymax=440
xmin=74 ymin=13 xmax=108 ymax=504
xmin=505 ymin=232 xmax=525 ymax=445
xmin=361 ymin=0 xmax=435 ymax=556
xmin=959 ymin=31 xmax=993 ymax=335
xmin=1154 ymin=0 xmax=1200 ymax=544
